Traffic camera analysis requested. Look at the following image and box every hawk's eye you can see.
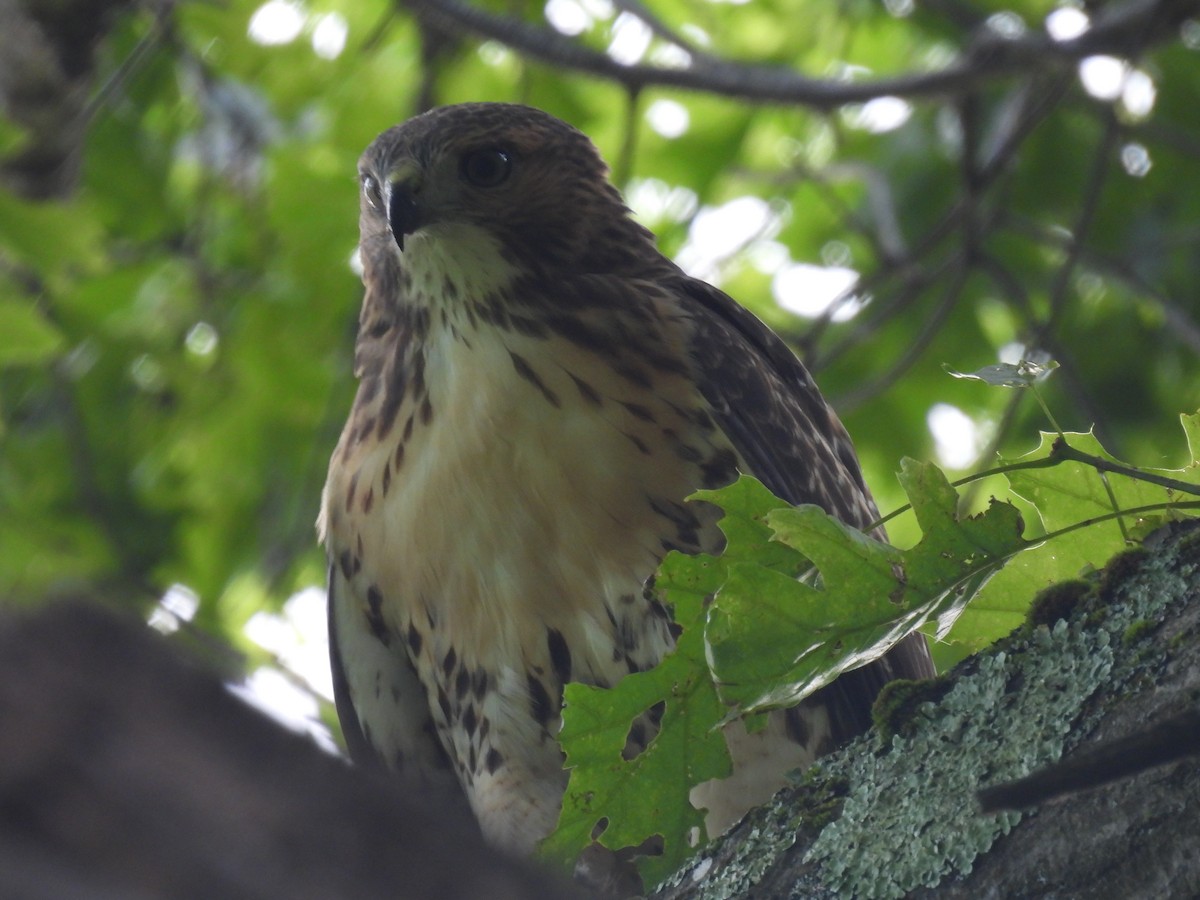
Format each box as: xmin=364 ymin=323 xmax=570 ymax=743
xmin=460 ymin=149 xmax=512 ymax=188
xmin=361 ymin=174 xmax=382 ymax=209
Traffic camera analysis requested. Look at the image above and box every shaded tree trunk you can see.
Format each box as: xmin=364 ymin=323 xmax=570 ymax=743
xmin=0 ymin=600 xmax=584 ymax=899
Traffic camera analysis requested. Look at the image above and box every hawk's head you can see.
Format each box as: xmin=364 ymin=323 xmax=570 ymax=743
xmin=357 ymin=103 xmax=659 ymax=294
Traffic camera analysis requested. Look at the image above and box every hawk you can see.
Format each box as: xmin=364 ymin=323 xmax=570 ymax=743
xmin=320 ymin=102 xmax=933 ymax=874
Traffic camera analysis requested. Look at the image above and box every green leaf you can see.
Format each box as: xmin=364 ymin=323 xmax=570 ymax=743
xmin=0 ymin=193 xmax=104 ymax=276
xmin=544 ymin=478 xmax=810 ymax=885
xmin=944 ymin=358 xmax=1058 ymax=387
xmin=692 ymin=473 xmax=811 ymax=577
xmin=1006 ymin=429 xmax=1198 ymax=532
xmin=541 ymin=550 xmax=731 ymax=888
xmin=707 ymin=463 xmax=1028 ymax=713
xmin=0 ymin=299 xmax=65 ymax=366
xmin=940 ymin=419 xmax=1200 ymax=658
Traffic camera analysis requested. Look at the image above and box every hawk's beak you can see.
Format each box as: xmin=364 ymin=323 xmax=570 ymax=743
xmin=385 ymin=167 xmax=423 ymax=252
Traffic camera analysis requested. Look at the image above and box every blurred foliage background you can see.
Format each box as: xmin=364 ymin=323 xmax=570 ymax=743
xmin=0 ymin=0 xmax=1197 ymax=730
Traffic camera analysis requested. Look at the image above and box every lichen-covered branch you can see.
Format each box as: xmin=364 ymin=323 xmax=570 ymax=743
xmin=654 ymin=522 xmax=1200 ymax=899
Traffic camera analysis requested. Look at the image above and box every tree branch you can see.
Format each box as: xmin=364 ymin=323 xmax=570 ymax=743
xmin=398 ymin=0 xmax=1198 ymax=108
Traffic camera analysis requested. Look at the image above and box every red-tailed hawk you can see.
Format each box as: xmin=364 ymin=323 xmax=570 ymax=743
xmin=320 ymin=102 xmax=933 ymax=880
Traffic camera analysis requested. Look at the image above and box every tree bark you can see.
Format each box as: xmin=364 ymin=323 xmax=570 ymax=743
xmin=0 ymin=600 xmax=585 ymax=899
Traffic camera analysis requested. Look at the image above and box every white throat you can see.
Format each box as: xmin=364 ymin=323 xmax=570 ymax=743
xmin=404 ymin=222 xmax=521 ymax=308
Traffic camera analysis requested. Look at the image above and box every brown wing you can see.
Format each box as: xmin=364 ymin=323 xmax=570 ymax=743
xmin=679 ymin=277 xmax=879 ymax=527
xmin=677 ymin=277 xmax=935 ymax=737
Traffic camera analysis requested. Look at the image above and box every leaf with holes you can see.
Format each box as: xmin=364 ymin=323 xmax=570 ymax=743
xmin=542 ymin=476 xmax=810 ymax=886
xmin=540 ymin=549 xmax=731 ymax=887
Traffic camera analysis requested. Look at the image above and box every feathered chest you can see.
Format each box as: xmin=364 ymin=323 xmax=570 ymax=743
xmin=322 ymin=223 xmax=740 ymax=692
xmin=327 ymin=313 xmax=735 ymax=657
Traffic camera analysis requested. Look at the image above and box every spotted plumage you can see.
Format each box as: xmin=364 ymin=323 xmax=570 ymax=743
xmin=319 ymin=103 xmax=933 ymax=875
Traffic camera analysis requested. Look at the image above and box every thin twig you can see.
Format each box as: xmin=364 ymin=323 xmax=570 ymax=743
xmin=1040 ymin=111 xmax=1121 ymax=338
xmin=1037 ymin=499 xmax=1200 ymax=542
xmin=79 ymin=0 xmax=175 ymax=129
xmin=614 ymin=89 xmax=641 ymax=187
xmin=974 ymin=252 xmax=1113 ymax=441
xmin=1052 ymin=439 xmax=1200 ymax=496
xmin=1004 ymin=213 xmax=1200 ymax=357
xmin=979 ymin=708 xmax=1200 ymax=812
xmin=957 ymin=386 xmax=1027 ymax=512
xmin=806 ymin=251 xmax=949 ymax=372
xmin=837 ymin=259 xmax=972 ymax=411
xmin=871 ymin=436 xmax=1200 ymax=532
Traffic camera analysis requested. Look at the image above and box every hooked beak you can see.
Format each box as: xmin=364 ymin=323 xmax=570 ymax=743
xmin=385 ymin=166 xmax=423 ymax=252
